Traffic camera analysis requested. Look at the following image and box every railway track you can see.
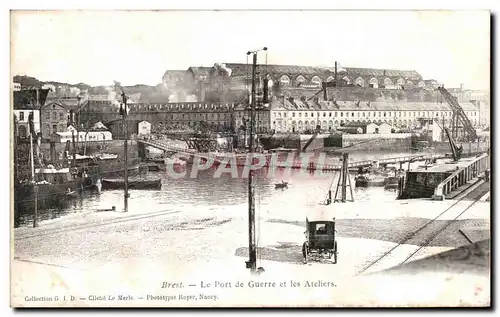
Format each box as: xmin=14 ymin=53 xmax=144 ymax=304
xmin=356 ymin=196 xmax=483 ymax=276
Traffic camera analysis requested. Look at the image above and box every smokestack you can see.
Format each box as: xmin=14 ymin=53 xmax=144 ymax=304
xmin=199 ymin=82 xmax=206 ymax=102
xmin=460 ymin=83 xmax=464 ymax=92
xmin=263 ymin=78 xmax=269 ymax=104
xmin=322 ymin=82 xmax=327 ymax=101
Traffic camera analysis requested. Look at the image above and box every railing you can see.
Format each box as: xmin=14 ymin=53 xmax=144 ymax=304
xmin=138 ymin=138 xmax=196 ymax=155
xmin=377 ymin=154 xmax=445 ymax=165
xmin=432 ymin=153 xmax=489 ymax=200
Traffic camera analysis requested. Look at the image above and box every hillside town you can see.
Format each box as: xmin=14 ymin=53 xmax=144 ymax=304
xmin=12 ymin=63 xmax=490 ymax=143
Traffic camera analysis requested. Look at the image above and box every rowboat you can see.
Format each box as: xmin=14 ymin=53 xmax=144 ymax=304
xmin=354 ymin=175 xmax=385 ymax=187
xmin=275 ymin=181 xmax=288 ymax=189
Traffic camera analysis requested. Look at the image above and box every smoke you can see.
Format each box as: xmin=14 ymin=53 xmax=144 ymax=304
xmin=214 ymin=63 xmax=232 ymax=77
xmin=105 ymin=82 xmax=121 ymax=107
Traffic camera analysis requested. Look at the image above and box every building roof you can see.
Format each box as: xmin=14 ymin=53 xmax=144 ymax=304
xmin=162 ymin=70 xmax=186 ymax=81
xmin=341 ymin=67 xmax=422 ymax=81
xmin=44 ymin=97 xmax=82 ymax=111
xmin=187 ymin=67 xmax=212 ymax=79
xmin=206 ymin=63 xmax=424 ymax=82
xmin=224 ymin=63 xmax=336 ymax=78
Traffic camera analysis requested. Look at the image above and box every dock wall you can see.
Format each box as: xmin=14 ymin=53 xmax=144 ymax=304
xmin=341 ymin=133 xmax=414 ymax=149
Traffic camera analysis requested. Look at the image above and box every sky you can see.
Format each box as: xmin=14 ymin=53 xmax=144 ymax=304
xmin=10 ymin=10 xmax=490 ymax=89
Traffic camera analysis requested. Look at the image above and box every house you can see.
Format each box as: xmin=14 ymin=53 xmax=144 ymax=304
xmin=14 ymin=109 xmax=40 ymax=138
xmin=51 ymin=124 xmax=112 ymax=144
xmin=13 ymin=89 xmax=50 ymax=138
xmin=378 ymin=122 xmax=392 ymax=134
xmin=40 ymin=101 xmax=68 ymax=139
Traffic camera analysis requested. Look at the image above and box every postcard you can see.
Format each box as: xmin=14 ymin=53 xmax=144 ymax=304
xmin=10 ymin=9 xmax=491 ymax=307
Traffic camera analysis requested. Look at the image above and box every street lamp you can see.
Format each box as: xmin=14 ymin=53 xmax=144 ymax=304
xmin=245 ymin=47 xmax=267 ymax=275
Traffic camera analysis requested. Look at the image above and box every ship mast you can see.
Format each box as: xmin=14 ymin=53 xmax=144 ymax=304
xmin=119 ymin=87 xmax=129 ymax=212
xmin=245 ymin=47 xmax=267 ymax=274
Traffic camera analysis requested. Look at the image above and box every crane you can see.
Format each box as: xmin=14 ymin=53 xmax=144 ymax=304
xmin=437 ymin=86 xmax=477 ymax=141
xmin=443 ymin=126 xmax=463 ymax=162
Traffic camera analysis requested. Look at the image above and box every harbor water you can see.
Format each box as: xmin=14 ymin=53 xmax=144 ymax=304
xmin=17 ymin=145 xmax=485 ymax=227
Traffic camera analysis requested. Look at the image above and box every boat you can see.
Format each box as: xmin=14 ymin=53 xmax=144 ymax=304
xmin=384 ymin=176 xmax=401 ymax=190
xmin=275 ymin=181 xmax=288 ymax=189
xmin=101 ymin=177 xmax=162 ymax=190
xmin=354 ymin=175 xmax=385 ymax=187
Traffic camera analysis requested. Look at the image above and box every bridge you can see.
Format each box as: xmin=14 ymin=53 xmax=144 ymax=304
xmin=137 ymin=137 xmax=488 ymax=173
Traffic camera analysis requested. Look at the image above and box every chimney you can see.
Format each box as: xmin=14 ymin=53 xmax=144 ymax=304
xmin=460 ymin=83 xmax=464 ymax=92
xmin=199 ymin=82 xmax=206 ymax=102
xmin=263 ymin=78 xmax=269 ymax=104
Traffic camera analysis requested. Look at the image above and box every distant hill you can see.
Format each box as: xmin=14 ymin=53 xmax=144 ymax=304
xmin=13 ymin=75 xmax=166 ymax=101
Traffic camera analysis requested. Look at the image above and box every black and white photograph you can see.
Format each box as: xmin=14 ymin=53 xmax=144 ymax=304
xmin=9 ymin=9 xmax=491 ymax=307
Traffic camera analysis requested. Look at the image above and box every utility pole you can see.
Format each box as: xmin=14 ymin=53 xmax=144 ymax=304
xmin=247 ymin=51 xmax=257 ymax=274
xmin=245 ymin=47 xmax=267 ymax=274
xmin=121 ymin=91 xmax=129 ymax=212
xmin=28 ymin=111 xmax=38 ymax=227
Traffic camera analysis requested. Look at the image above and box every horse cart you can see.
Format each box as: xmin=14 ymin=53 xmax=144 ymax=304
xmin=302 ymin=208 xmax=338 ymax=264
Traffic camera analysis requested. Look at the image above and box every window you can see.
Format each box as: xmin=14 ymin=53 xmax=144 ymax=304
xmin=352 ymin=112 xmax=355 ymax=117
xmin=305 ymin=113 xmax=308 ymax=117
xmin=60 ymin=112 xmax=64 ymax=120
xmin=19 ymin=112 xmax=24 ymax=121
xmin=280 ymin=75 xmax=290 ymax=87
xmin=292 ymin=112 xmax=296 ymax=117
xmin=329 ymin=113 xmax=332 ymax=117
xmin=341 ymin=112 xmax=344 ymax=117
xmin=52 ymin=112 xmax=57 ymax=120
xmin=52 ymin=124 xmax=57 ymax=134
xmin=323 ymin=113 xmax=326 ymax=117
xmin=45 ymin=112 xmax=50 ymax=120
